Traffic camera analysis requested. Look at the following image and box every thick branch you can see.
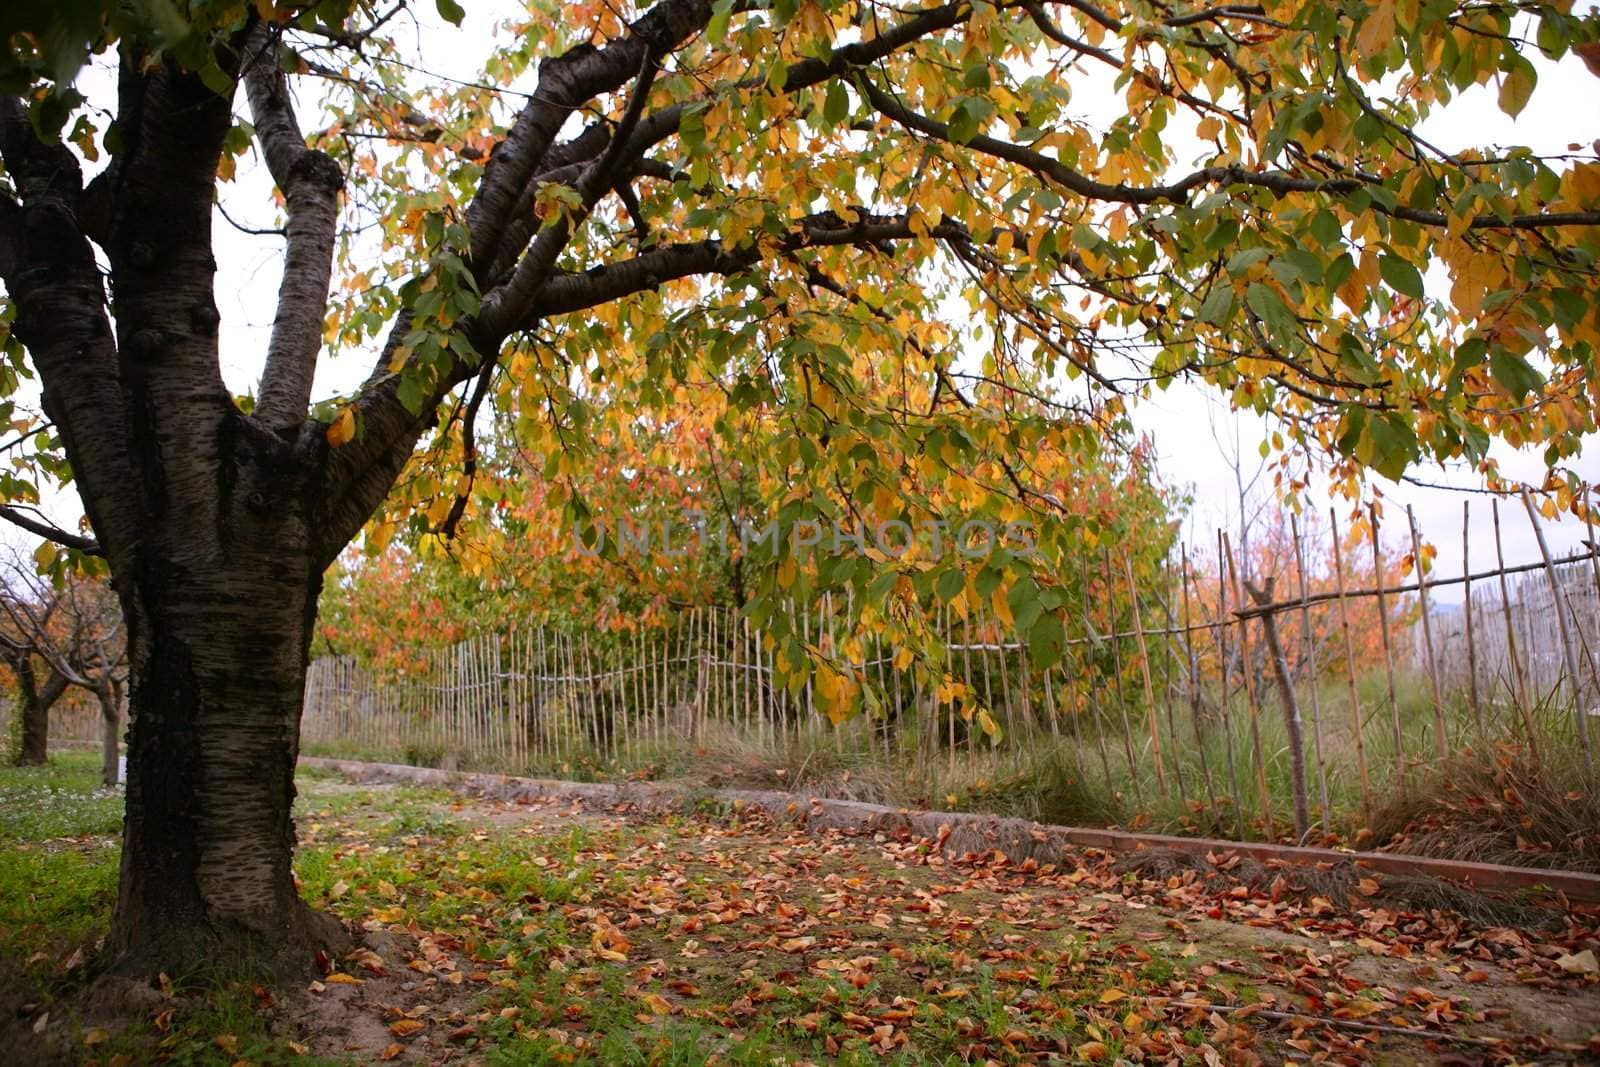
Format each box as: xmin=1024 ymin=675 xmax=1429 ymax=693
xmin=244 ymin=26 xmax=345 ymax=432
xmin=464 ymin=0 xmax=713 ymax=270
xmin=526 ymin=211 xmax=973 ymax=318
xmin=478 ymin=48 xmax=663 ymax=338
xmin=0 ymin=97 xmax=141 ymax=563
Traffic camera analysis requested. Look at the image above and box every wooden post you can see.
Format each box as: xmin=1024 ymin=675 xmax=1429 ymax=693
xmin=1179 ymin=546 xmax=1220 ymax=825
xmin=1521 ymin=489 xmax=1594 ymax=779
xmin=988 ymin=603 xmax=1017 ymax=759
xmin=1124 ymin=553 xmax=1168 ymax=798
xmin=934 ymin=607 xmax=947 ymax=777
xmin=960 ymin=602 xmax=977 ymax=769
xmin=1407 ymin=505 xmax=1449 ymax=762
xmin=1290 ymin=514 xmax=1331 ymax=833
xmin=1329 ymin=510 xmax=1372 ymax=823
xmin=1211 ymin=533 xmax=1247 ymax=839
xmin=1585 ymin=503 xmax=1600 ymax=719
xmin=1080 ymin=560 xmax=1116 ymax=796
xmin=1102 ymin=549 xmax=1143 ymax=803
xmin=1157 ymin=563 xmax=1189 ymax=809
xmin=1492 ymin=500 xmax=1537 ymax=759
xmin=1368 ymin=503 xmax=1405 ymax=792
xmin=1244 ymin=575 xmax=1311 ymax=841
xmin=977 ymin=603 xmax=1002 ymax=756
xmin=1224 ymin=533 xmax=1275 ymax=840
xmin=1461 ymin=502 xmax=1485 ymax=741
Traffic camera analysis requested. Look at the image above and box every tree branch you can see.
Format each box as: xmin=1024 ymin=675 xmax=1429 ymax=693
xmin=463 ymin=0 xmax=714 ymax=272
xmin=856 ymin=76 xmax=1600 ymax=229
xmin=0 ymin=96 xmax=141 ymax=564
xmin=525 ymin=211 xmax=974 ymax=319
xmin=0 ymin=506 xmax=102 ymax=555
xmin=244 ymin=25 xmax=345 ymax=432
xmin=479 ymin=46 xmax=663 ymax=338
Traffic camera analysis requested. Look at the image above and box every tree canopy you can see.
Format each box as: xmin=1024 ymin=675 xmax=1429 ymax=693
xmin=3 ymin=0 xmax=1598 ymax=705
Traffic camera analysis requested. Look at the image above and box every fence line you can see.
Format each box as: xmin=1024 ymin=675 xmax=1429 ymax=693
xmin=282 ymin=511 xmax=1599 ymax=840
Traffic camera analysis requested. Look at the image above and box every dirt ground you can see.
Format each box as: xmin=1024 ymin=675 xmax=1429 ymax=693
xmin=276 ymin=778 xmax=1600 ymax=1065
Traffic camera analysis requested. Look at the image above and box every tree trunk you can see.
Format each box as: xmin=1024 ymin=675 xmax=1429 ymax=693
xmin=11 ymin=658 xmax=68 ymax=766
xmin=15 ymin=690 xmax=49 ymax=765
xmin=110 ymin=540 xmax=349 ymax=977
xmin=99 ymin=680 xmax=123 ymax=788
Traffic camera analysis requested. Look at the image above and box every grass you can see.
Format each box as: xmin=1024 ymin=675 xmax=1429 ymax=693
xmin=0 ymin=752 xmax=121 ymax=981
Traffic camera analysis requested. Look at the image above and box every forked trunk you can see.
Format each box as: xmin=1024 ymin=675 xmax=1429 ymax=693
xmin=11 ymin=658 xmax=67 ymax=767
xmin=110 ymin=547 xmax=348 ymax=976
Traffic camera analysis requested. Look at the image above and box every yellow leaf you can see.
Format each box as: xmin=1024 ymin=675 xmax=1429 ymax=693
xmin=976 ymin=708 xmax=1002 ymax=742
xmin=1354 ymin=0 xmax=1394 ymax=61
xmin=642 ymin=992 xmax=674 ymax=1015
xmin=1097 ymin=988 xmax=1127 ymax=1004
xmin=1498 ymin=63 xmax=1535 ymax=118
xmin=389 ymin=1018 xmax=425 ymax=1038
xmin=1566 ymin=162 xmax=1600 ymax=204
xmin=325 ymin=972 xmax=361 ymax=984
xmin=990 ymin=585 xmax=1014 ymax=628
xmin=326 ymin=408 xmax=356 ymax=448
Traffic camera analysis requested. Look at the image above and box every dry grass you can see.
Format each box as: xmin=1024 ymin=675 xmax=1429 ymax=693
xmin=1112 ymin=846 xmax=1570 ymax=931
xmin=1367 ymin=742 xmax=1600 ymax=874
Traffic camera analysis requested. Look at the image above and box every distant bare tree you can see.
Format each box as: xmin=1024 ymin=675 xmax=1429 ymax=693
xmin=0 ymin=552 xmax=127 ymax=783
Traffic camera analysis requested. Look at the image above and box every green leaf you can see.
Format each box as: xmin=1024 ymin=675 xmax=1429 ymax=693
xmin=1197 ymin=285 xmax=1234 ymax=325
xmin=1378 ymin=255 xmax=1424 ymax=299
xmin=708 ymin=0 xmax=735 ymax=42
xmin=435 ymin=0 xmax=466 ymax=25
xmin=1363 ymin=413 xmax=1418 ymax=481
xmin=1026 ymin=612 xmax=1065 ymax=671
xmin=1488 ymin=350 xmax=1544 ymax=400
xmin=936 ymin=568 xmax=966 ymax=603
xmin=1225 ymin=248 xmax=1269 ymax=275
xmin=1245 ymin=282 xmax=1296 ymax=338
xmin=824 ymin=80 xmax=848 ymax=126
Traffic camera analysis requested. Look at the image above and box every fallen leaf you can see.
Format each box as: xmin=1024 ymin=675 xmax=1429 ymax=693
xmin=1555 ymin=950 xmax=1598 ymax=975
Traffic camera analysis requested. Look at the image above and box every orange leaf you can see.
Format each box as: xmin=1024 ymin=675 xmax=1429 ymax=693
xmin=327 ymin=407 xmax=357 ymax=448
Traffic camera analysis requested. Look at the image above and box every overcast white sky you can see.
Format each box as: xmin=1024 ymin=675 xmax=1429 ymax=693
xmin=14 ymin=3 xmax=1598 ymax=598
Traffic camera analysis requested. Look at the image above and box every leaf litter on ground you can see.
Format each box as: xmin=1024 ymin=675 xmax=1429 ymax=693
xmin=45 ymin=772 xmax=1600 ymax=1064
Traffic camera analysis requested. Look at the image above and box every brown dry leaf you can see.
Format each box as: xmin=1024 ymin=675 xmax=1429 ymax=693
xmin=390 ymin=1018 xmax=426 ymax=1038
xmin=1076 ymin=1039 xmax=1109 ymax=1061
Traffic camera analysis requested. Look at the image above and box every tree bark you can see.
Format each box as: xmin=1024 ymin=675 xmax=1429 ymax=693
xmin=99 ymin=679 xmax=123 ymax=788
xmin=11 ymin=657 xmax=69 ymax=766
xmin=111 ymin=529 xmax=349 ymax=975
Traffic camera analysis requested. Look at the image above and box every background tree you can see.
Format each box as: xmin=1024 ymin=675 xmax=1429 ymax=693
xmin=1 ymin=0 xmax=1596 ymax=979
xmin=0 ymin=552 xmax=126 ymax=781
